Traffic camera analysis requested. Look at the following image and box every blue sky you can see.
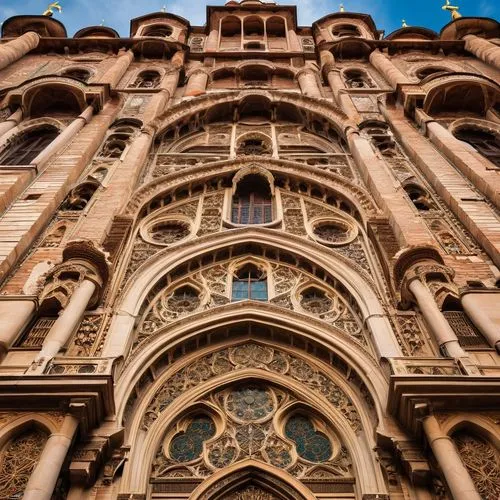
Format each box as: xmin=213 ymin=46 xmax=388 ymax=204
xmin=0 ymin=0 xmax=498 ymax=37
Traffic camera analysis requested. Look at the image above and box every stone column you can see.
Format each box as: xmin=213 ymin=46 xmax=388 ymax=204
xmin=24 ymin=414 xmax=79 ymax=500
xmin=205 ymin=28 xmax=219 ymax=51
xmin=347 ymin=130 xmax=435 ymax=249
xmin=32 ymin=279 xmax=96 ymax=371
xmin=185 ymin=69 xmax=209 ymax=97
xmin=31 ymin=105 xmax=94 ymax=170
xmin=0 ymin=297 xmax=36 ymax=358
xmin=0 ymin=108 xmax=23 ymax=138
xmin=0 ymin=31 xmax=40 ymax=71
xmin=369 ymin=49 xmax=411 ymax=89
xmin=422 ymin=117 xmax=500 ymax=208
xmin=463 ymin=34 xmax=500 ymax=70
xmin=408 ymin=279 xmax=466 ymax=358
xmin=462 ymin=292 xmax=500 ymax=352
xmin=325 ymin=68 xmax=361 ymax=122
xmin=296 ymin=69 xmax=322 ymax=98
xmin=422 ymin=414 xmax=481 ymax=500
xmin=142 ymin=67 xmax=181 ymax=123
xmin=99 ymin=48 xmax=134 ymax=88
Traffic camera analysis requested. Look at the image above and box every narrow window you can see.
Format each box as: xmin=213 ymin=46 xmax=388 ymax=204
xmin=232 ymin=175 xmax=273 ymax=224
xmin=232 ymin=264 xmax=268 ymax=301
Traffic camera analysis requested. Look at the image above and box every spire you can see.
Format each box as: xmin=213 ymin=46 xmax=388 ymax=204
xmin=340 ymin=3 xmax=345 ymax=12
xmin=442 ymin=0 xmax=462 ymax=20
xmin=43 ymin=1 xmax=62 ymax=17
xmin=161 ymin=4 xmax=167 ymax=12
xmin=402 ymin=19 xmax=408 ymax=28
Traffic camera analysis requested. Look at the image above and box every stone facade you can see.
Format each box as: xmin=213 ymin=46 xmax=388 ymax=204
xmin=0 ymin=1 xmax=499 ymax=499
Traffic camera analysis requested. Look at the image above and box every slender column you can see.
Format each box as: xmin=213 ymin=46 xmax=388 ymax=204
xmin=0 ymin=31 xmax=40 ymax=71
xmin=0 ymin=108 xmax=23 ymax=139
xmin=422 ymin=415 xmax=481 ymax=500
xmin=185 ymin=69 xmax=209 ymax=97
xmin=24 ymin=415 xmax=79 ymax=500
xmin=325 ymin=69 xmax=362 ymax=122
xmin=347 ymin=130 xmax=434 ymax=248
xmin=463 ymin=34 xmax=500 ymax=70
xmin=31 ymin=105 xmax=94 ymax=170
xmin=32 ymin=279 xmax=96 ymax=370
xmin=296 ymin=69 xmax=322 ymax=98
xmin=205 ymin=28 xmax=219 ymax=51
xmin=99 ymin=48 xmax=134 ymax=88
xmin=462 ymin=293 xmax=500 ymax=352
xmin=408 ymin=279 xmax=466 ymax=358
xmin=143 ymin=67 xmax=181 ymax=123
xmin=0 ymin=298 xmax=36 ymax=358
xmin=369 ymin=49 xmax=411 ymax=89
xmin=423 ymin=117 xmax=500 ymax=208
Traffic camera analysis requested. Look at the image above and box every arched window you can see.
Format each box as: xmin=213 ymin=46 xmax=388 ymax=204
xmin=143 ymin=24 xmax=173 ymax=38
xmin=62 ymin=182 xmax=98 ymax=211
xmin=344 ymin=69 xmax=374 ymax=89
xmin=231 ymin=264 xmax=268 ymax=301
xmin=0 ymin=427 xmax=49 ymax=498
xmin=331 ymin=24 xmax=361 ymax=38
xmin=454 ymin=128 xmax=500 ymax=168
xmin=0 ymin=128 xmax=59 ymax=166
xmin=404 ymin=184 xmax=434 ymax=211
xmin=244 ymin=16 xmax=264 ymax=38
xmin=62 ymin=68 xmax=91 ymax=83
xmin=130 ymin=71 xmax=161 ymax=89
xmin=232 ymin=174 xmax=273 ymax=224
xmin=220 ymin=16 xmax=242 ymax=49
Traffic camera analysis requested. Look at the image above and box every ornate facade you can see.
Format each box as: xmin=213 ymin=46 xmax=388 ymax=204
xmin=0 ymin=1 xmax=499 ymax=499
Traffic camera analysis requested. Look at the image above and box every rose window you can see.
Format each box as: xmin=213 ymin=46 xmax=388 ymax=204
xmin=314 ymin=222 xmax=350 ymax=243
xmin=149 ymin=221 xmax=190 ymax=244
xmin=226 ymin=386 xmax=275 ymax=421
xmin=166 ymin=286 xmax=200 ymax=313
xmin=300 ymin=288 xmax=333 ymax=315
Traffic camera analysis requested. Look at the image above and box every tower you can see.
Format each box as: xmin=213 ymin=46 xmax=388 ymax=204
xmin=0 ymin=2 xmax=499 ymax=499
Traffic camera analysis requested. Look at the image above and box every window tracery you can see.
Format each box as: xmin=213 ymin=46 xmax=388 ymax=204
xmin=148 ymin=220 xmax=191 ymax=245
xmin=0 ymin=128 xmax=59 ymax=166
xmin=0 ymin=428 xmax=48 ymax=498
xmin=454 ymin=431 xmax=500 ymax=500
xmin=152 ymin=383 xmax=352 ymax=481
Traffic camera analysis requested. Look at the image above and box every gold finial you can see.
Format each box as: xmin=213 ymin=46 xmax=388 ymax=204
xmin=339 ymin=3 xmax=345 ymax=12
xmin=402 ymin=19 xmax=408 ymax=28
xmin=442 ymin=0 xmax=462 ymax=20
xmin=43 ymin=1 xmax=62 ymax=17
xmin=100 ymin=19 xmax=105 ymax=26
xmin=161 ymin=4 xmax=167 ymax=12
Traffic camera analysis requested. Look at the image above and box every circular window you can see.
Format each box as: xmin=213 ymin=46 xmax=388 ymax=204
xmin=166 ymin=286 xmax=201 ymax=313
xmin=148 ymin=220 xmax=191 ymax=245
xmin=226 ymin=386 xmax=275 ymax=422
xmin=300 ymin=288 xmax=333 ymax=315
xmin=313 ymin=220 xmax=353 ymax=245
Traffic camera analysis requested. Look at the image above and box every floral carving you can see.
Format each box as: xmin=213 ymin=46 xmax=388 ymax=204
xmin=149 ymin=221 xmax=190 ymax=245
xmin=142 ymin=343 xmax=362 ymax=432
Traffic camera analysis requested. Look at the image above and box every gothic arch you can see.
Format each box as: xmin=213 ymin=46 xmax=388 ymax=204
xmin=0 ymin=413 xmax=58 ymax=447
xmin=125 ymin=157 xmax=376 ymax=219
xmin=119 ymin=347 xmax=386 ymax=495
xmin=152 ymin=90 xmax=353 ymax=139
xmin=190 ymin=460 xmax=317 ymax=500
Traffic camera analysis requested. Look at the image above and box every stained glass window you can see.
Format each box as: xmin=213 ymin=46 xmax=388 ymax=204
xmin=232 ymin=265 xmax=268 ymax=301
xmin=285 ymin=415 xmax=332 ymax=463
xmin=169 ymin=416 xmax=215 ymax=462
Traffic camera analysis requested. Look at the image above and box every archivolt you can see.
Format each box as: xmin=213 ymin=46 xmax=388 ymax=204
xmin=125 ymin=156 xmax=377 ymax=219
